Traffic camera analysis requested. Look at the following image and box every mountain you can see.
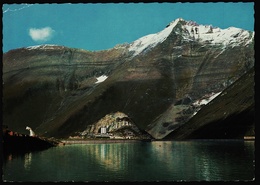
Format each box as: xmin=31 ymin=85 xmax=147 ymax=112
xmin=164 ymin=67 xmax=255 ymax=139
xmin=2 ymin=18 xmax=254 ymax=139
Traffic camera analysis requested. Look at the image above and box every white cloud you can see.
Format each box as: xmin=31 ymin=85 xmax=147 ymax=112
xmin=29 ymin=27 xmax=55 ymax=42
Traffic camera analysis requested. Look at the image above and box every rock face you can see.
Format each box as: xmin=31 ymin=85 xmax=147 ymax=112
xmin=80 ymin=111 xmax=151 ymax=139
xmin=3 ymin=18 xmax=254 ymax=139
xmin=165 ymin=67 xmax=255 ymax=139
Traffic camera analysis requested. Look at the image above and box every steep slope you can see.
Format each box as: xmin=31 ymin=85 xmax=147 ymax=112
xmin=2 ymin=18 xmax=254 ymax=139
xmin=3 ymin=45 xmax=129 ymax=135
xmin=165 ymin=67 xmax=255 ymax=139
xmin=125 ymin=18 xmax=254 ymax=139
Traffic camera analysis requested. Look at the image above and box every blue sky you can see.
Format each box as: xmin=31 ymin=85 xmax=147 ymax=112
xmin=2 ymin=2 xmax=254 ymax=53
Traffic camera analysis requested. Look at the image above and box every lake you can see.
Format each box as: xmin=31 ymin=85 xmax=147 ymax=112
xmin=2 ymin=140 xmax=255 ymax=182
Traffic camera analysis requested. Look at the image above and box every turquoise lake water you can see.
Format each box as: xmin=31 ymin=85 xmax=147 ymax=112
xmin=2 ymin=140 xmax=255 ymax=182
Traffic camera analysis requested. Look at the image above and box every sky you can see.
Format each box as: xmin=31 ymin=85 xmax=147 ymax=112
xmin=2 ymin=2 xmax=254 ymax=53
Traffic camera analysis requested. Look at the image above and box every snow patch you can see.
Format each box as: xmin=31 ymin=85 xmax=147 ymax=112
xmin=95 ymin=75 xmax=108 ymax=84
xmin=182 ymin=24 xmax=252 ymax=47
xmin=26 ymin=44 xmax=60 ymax=50
xmin=245 ymin=32 xmax=254 ymax=46
xmin=192 ymin=92 xmax=221 ymax=116
xmin=193 ymin=92 xmax=221 ymax=106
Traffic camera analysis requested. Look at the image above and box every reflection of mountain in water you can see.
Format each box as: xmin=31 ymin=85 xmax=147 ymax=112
xmin=86 ymin=144 xmax=133 ymax=171
xmin=3 ymin=141 xmax=255 ymax=181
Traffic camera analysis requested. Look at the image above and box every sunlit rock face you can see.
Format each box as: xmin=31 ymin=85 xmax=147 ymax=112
xmin=3 ymin=18 xmax=254 ymax=139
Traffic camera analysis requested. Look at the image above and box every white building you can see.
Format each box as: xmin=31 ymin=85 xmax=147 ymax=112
xmin=101 ymin=127 xmax=107 ymax=134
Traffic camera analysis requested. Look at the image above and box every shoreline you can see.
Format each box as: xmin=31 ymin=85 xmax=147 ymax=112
xmin=59 ymin=137 xmax=255 ymax=145
xmin=60 ymin=139 xmax=147 ymax=145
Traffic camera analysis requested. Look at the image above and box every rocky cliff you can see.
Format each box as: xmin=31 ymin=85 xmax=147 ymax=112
xmin=2 ymin=18 xmax=254 ymax=139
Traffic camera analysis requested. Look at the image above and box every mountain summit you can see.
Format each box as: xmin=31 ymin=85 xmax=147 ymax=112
xmin=3 ymin=18 xmax=254 ymax=139
xmin=128 ymin=18 xmax=253 ymax=57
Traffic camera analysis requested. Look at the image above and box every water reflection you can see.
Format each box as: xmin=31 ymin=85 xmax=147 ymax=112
xmin=200 ymin=154 xmax=212 ymax=180
xmin=150 ymin=140 xmax=255 ymax=181
xmin=2 ymin=141 xmax=255 ymax=182
xmin=7 ymin=153 xmax=13 ymax=161
xmin=24 ymin=152 xmax=32 ymax=170
xmin=84 ymin=143 xmax=132 ymax=172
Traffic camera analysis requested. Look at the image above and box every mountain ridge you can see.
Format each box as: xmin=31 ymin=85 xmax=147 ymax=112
xmin=4 ymin=18 xmax=254 ymax=56
xmin=3 ymin=18 xmax=254 ymax=139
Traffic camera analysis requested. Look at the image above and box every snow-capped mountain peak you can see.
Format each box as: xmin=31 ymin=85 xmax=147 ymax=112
xmin=128 ymin=18 xmax=182 ymax=56
xmin=128 ymin=18 xmax=254 ymax=57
